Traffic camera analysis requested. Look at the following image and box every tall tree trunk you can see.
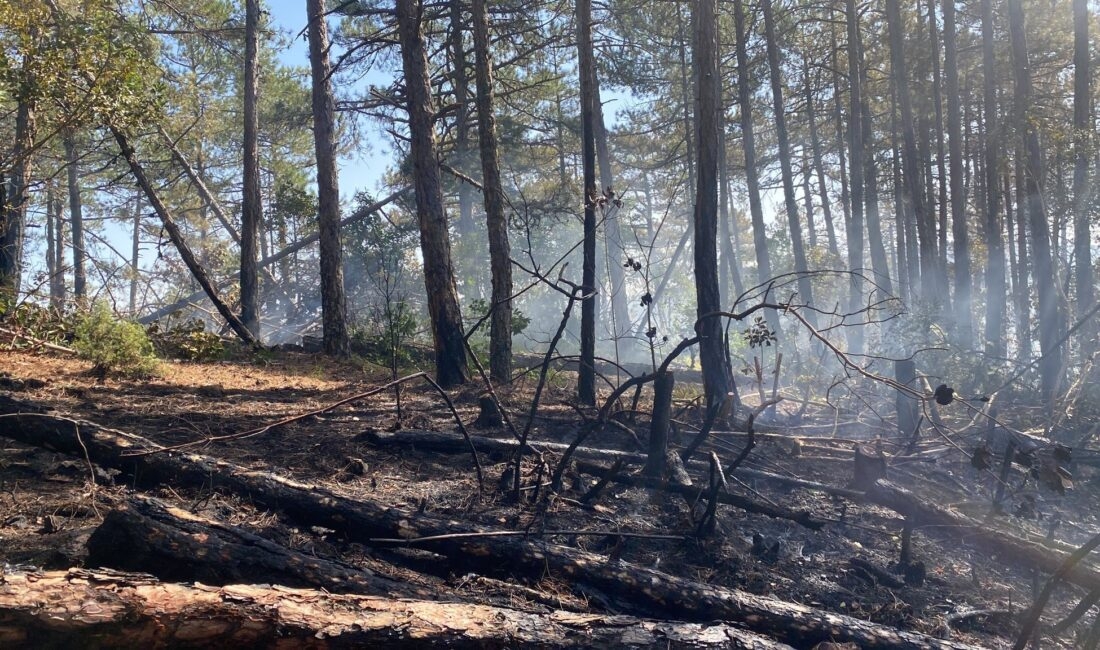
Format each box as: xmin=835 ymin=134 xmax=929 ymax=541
xmin=0 ymin=98 xmax=34 ymax=300
xmin=396 ymin=0 xmax=468 ymax=388
xmin=241 ymin=0 xmax=262 ymax=340
xmin=981 ymin=0 xmax=1006 ymax=358
xmin=307 ymin=0 xmax=350 ymax=357
xmin=718 ymin=124 xmax=745 ymax=303
xmin=829 ymin=25 xmax=853 ymax=262
xmin=46 ymin=182 xmax=63 ymax=309
xmin=592 ymin=48 xmax=632 ymax=359
xmin=472 ymin=0 xmax=513 ymax=383
xmin=762 ymin=0 xmax=816 ymax=319
xmin=1008 ymin=0 xmax=1063 ymax=399
xmin=692 ymin=0 xmax=737 ymax=414
xmin=577 ymin=0 xmax=597 ymax=405
xmin=803 ymin=55 xmax=838 ymax=258
xmin=942 ymin=0 xmax=971 ymax=348
xmin=1010 ymin=163 xmax=1032 ymax=365
xmin=449 ymin=0 xmax=475 ymax=237
xmin=64 ymin=132 xmax=86 ymax=305
xmin=1072 ymin=0 xmax=1093 ymax=359
xmin=130 ymin=193 xmax=142 ymax=315
xmin=845 ymin=0 xmax=866 ymax=353
xmin=733 ymin=0 xmax=780 ymax=339
xmin=800 ymin=148 xmax=818 ymax=250
xmin=886 ymin=0 xmax=935 ymax=303
xmin=862 ymin=94 xmax=891 ymax=296
xmin=926 ymin=0 xmax=950 ymax=292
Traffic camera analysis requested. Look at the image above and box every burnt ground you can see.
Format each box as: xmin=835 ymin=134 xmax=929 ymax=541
xmin=2 ymin=346 xmax=1099 ymax=648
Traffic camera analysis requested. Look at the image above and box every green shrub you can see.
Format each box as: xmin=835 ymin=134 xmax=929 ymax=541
xmin=73 ymin=303 xmax=158 ymax=377
xmin=146 ymin=318 xmax=225 ymax=361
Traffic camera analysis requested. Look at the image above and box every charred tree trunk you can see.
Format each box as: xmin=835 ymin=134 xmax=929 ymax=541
xmin=0 ymin=97 xmax=34 ymax=299
xmin=577 ymin=0 xmax=598 ymax=405
xmin=981 ymin=0 xmax=1007 ymax=358
xmin=396 ymin=0 xmax=468 ymax=387
xmin=887 ymin=0 xmax=935 ymax=303
xmin=693 ymin=0 xmax=736 ymax=413
xmin=307 ymin=0 xmax=350 ymax=357
xmin=472 ymin=0 xmax=513 ymax=383
xmin=845 ymin=0 xmax=866 ymax=352
xmin=241 ymin=0 xmax=262 ymax=340
xmin=762 ymin=0 xmax=816 ymax=319
xmin=64 ymin=132 xmax=86 ymax=304
xmin=942 ymin=0 xmax=971 ymax=349
xmin=1072 ymin=0 xmax=1093 ymax=360
xmin=1008 ymin=0 xmax=1063 ymax=399
xmin=733 ymin=0 xmax=781 ymax=339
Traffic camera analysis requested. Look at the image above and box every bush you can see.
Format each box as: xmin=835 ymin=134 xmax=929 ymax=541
xmin=73 ymin=303 xmax=158 ymax=377
xmin=146 ymin=318 xmax=225 ymax=361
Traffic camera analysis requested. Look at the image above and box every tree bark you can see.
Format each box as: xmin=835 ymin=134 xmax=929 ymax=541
xmin=845 ymin=0 xmax=866 ymax=352
xmin=46 ymin=181 xmax=64 ymax=309
xmin=733 ymin=0 xmax=780 ymax=341
xmin=886 ymin=0 xmax=935 ymax=302
xmin=241 ymin=0 xmax=262 ymax=339
xmin=803 ymin=55 xmax=838 ymax=259
xmin=1072 ymin=0 xmax=1093 ymax=360
xmin=472 ymin=0 xmax=513 ymax=383
xmin=87 ymin=496 xmax=418 ymax=597
xmin=942 ymin=0 xmax=971 ymax=348
xmin=307 ymin=0 xmax=350 ymax=357
xmin=396 ymin=0 xmax=468 ymax=387
xmin=64 ymin=132 xmax=86 ymax=304
xmin=693 ymin=0 xmax=736 ymax=413
xmin=129 ymin=193 xmax=142 ymax=314
xmin=0 ymin=569 xmax=790 ymax=649
xmin=1008 ymin=0 xmax=1063 ymax=399
xmin=0 ymin=97 xmax=35 ymax=299
xmin=981 ymin=0 xmax=1006 ymax=358
xmin=762 ymin=0 xmax=816 ymax=319
xmin=577 ymin=0 xmax=597 ymax=405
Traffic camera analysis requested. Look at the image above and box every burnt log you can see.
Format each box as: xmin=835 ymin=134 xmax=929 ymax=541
xmin=85 ymin=495 xmax=422 ymax=598
xmin=0 ymin=402 xmax=981 ymax=649
xmin=0 ymin=569 xmax=791 ymax=649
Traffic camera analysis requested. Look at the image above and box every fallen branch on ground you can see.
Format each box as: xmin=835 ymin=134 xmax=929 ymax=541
xmin=0 ymin=400 xmax=978 ymax=649
xmin=0 ymin=569 xmax=791 ymax=649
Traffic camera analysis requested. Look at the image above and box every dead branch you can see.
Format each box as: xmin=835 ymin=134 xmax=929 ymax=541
xmin=0 ymin=402 xmax=980 ymax=648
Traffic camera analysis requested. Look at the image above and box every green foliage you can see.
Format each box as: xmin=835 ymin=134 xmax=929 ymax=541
xmin=464 ymin=298 xmax=531 ymax=363
xmin=146 ymin=319 xmax=225 ymax=361
xmin=73 ymin=302 xmax=158 ymax=377
xmin=351 ymin=299 xmax=419 ymax=370
xmin=743 ymin=316 xmax=777 ymax=349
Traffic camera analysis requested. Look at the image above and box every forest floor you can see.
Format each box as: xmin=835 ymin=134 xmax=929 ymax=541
xmin=1 ymin=345 xmax=1098 ymax=648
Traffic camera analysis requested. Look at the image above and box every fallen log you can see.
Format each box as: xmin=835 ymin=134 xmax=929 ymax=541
xmin=0 ymin=569 xmax=791 ymax=649
xmin=85 ymin=495 xmax=425 ymax=598
xmin=368 ymin=430 xmax=1089 ymax=579
xmin=571 ymin=459 xmax=824 ymax=530
xmin=0 ymin=402 xmax=981 ymax=648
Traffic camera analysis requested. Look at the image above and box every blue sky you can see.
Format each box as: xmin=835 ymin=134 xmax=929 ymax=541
xmin=267 ymin=0 xmax=392 ymax=200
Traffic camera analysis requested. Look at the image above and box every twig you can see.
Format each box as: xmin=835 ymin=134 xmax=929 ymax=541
xmin=1013 ymin=530 xmax=1100 ymax=650
xmin=369 ymin=529 xmax=688 ymax=545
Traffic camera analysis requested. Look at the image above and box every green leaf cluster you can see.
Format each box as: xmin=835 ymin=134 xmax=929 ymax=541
xmin=73 ymin=302 xmax=158 ymax=377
